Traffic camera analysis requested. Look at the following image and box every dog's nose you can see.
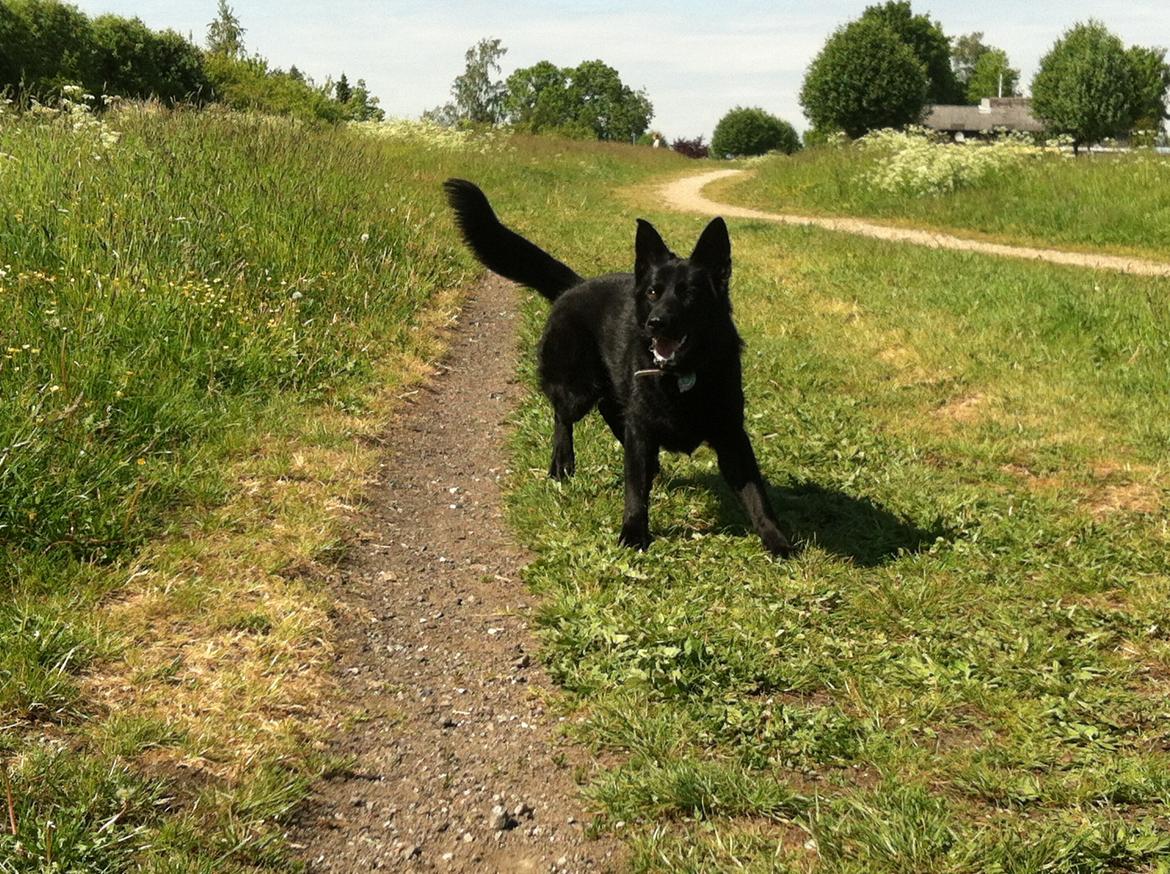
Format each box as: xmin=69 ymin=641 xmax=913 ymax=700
xmin=646 ymin=315 xmax=666 ymax=332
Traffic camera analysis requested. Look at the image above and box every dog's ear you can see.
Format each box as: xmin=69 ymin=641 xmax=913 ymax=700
xmin=635 ymin=219 xmax=671 ymax=282
xmin=690 ymin=217 xmax=731 ymax=296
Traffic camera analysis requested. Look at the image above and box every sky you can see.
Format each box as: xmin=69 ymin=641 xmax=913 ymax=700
xmin=71 ymin=1 xmax=1170 ymax=139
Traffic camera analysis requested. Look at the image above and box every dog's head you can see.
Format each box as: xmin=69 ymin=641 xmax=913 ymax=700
xmin=633 ymin=217 xmax=733 ymax=370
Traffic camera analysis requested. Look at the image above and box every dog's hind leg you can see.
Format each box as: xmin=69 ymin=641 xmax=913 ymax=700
xmin=545 ymin=386 xmax=595 ymax=480
xmin=549 ymin=409 xmax=577 ymax=479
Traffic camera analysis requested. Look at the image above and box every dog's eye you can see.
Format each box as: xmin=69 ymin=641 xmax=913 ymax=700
xmin=647 ymin=287 xmax=662 ymax=301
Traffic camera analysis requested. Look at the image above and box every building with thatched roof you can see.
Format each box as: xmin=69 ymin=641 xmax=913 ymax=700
xmin=924 ymin=97 xmax=1045 ymax=138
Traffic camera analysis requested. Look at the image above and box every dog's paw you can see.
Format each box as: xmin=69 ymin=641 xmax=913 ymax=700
xmin=548 ymin=455 xmax=576 ymax=480
xmin=761 ymin=527 xmax=796 ymax=558
xmin=618 ymin=523 xmax=652 ymax=551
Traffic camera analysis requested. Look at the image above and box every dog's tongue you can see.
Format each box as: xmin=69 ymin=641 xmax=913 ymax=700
xmin=653 ymin=337 xmax=681 ymax=361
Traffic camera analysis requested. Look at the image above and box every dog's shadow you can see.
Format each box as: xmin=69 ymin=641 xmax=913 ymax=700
xmin=663 ymin=473 xmax=946 ymax=567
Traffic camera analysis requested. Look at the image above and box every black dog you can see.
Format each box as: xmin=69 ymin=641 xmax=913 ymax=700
xmin=443 ymin=179 xmax=792 ymax=557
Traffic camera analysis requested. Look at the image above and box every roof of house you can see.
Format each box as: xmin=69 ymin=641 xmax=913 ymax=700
xmin=924 ymin=97 xmax=1045 ymax=134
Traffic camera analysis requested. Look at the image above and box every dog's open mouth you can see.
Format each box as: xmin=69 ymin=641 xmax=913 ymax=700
xmin=651 ymin=335 xmax=687 ymax=365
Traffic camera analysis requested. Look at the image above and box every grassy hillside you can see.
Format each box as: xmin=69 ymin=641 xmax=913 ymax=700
xmin=0 ymin=105 xmax=685 ymax=871
xmin=710 ymin=135 xmax=1170 ymax=259
xmin=6 ymin=101 xmax=1169 ymax=872
xmin=507 ymin=208 xmax=1170 ymax=870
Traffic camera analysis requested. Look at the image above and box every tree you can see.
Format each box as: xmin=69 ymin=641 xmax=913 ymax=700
xmin=860 ymin=1 xmax=960 ymax=103
xmin=504 ymin=60 xmax=569 ymax=130
xmin=206 ymin=0 xmax=244 ymax=58
xmin=800 ymin=18 xmax=929 ymax=138
xmin=965 ymin=48 xmax=1019 ymax=102
xmin=449 ymin=37 xmax=507 ymax=124
xmin=565 ymin=59 xmax=652 ymax=141
xmin=1127 ymin=45 xmax=1170 ymax=131
xmin=0 ymin=0 xmax=98 ymax=99
xmin=502 ymin=58 xmax=653 ymax=141
xmin=1031 ymin=21 xmax=1142 ymax=150
xmin=335 ymin=72 xmax=351 ymax=105
xmin=91 ymin=15 xmax=209 ymax=103
xmin=343 ymin=78 xmax=384 ymax=121
xmin=710 ymin=107 xmax=799 ymax=158
xmin=951 ymin=32 xmax=990 ymax=91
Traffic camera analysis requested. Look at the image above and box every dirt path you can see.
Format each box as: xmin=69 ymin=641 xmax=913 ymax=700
xmin=293 ymin=275 xmax=622 ymax=872
xmin=662 ymin=169 xmax=1170 ymax=278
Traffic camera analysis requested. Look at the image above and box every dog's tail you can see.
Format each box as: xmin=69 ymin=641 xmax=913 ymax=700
xmin=443 ymin=179 xmax=583 ymax=302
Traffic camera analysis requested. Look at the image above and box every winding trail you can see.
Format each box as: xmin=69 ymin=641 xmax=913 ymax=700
xmin=661 ymin=169 xmax=1170 ymax=278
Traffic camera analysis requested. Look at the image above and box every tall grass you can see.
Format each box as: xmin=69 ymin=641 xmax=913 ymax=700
xmin=0 ymin=108 xmax=458 ymax=572
xmin=0 ymin=103 xmax=687 ymax=871
xmin=714 ymin=132 xmax=1170 ymax=258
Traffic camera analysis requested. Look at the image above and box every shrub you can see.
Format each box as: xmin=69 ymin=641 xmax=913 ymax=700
xmin=671 ymin=135 xmax=708 ymax=159
xmin=858 ymin=127 xmax=1045 ymax=196
xmin=0 ymin=0 xmax=209 ymax=105
xmin=204 ymin=53 xmax=343 ymax=123
xmin=710 ymin=107 xmax=798 ymax=159
xmin=800 ymin=18 xmax=928 ymax=138
xmin=90 ymin=14 xmax=209 ymax=104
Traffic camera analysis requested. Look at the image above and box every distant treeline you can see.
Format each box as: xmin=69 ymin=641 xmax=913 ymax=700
xmin=0 ymin=0 xmax=383 ymax=122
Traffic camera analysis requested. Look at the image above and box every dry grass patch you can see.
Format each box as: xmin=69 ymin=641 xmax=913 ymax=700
xmin=934 ymin=391 xmax=994 ymax=425
xmin=78 ymin=282 xmax=465 ymax=822
xmin=1000 ymin=459 xmax=1164 ymax=519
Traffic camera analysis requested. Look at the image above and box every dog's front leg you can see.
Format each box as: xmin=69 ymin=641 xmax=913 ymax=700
xmin=711 ymin=428 xmax=793 ymax=557
xmin=618 ymin=425 xmax=658 ymax=551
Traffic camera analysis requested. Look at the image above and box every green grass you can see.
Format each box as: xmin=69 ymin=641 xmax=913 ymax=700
xmin=0 ymin=105 xmax=687 ymax=872
xmin=7 ymin=101 xmax=1170 ymax=871
xmin=506 ymin=206 xmax=1170 ymax=871
xmin=710 ymin=142 xmax=1170 ymax=259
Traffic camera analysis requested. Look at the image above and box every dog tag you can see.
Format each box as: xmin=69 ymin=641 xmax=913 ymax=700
xmin=677 ymin=372 xmax=696 ymax=393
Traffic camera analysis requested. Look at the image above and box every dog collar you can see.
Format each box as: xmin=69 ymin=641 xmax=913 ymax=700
xmin=634 ymin=369 xmax=697 ymax=392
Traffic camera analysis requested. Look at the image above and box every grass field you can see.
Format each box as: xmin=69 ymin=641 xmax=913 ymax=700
xmin=505 ymin=206 xmax=1170 ymax=870
xmin=709 ymin=136 xmax=1170 ymax=261
xmin=0 ymin=105 xmax=685 ymax=871
xmin=4 ymin=101 xmax=1170 ymax=872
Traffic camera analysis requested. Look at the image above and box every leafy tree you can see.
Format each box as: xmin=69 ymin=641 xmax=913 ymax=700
xmin=0 ymin=0 xmax=97 ymax=99
xmin=0 ymin=2 xmax=32 ymax=90
xmin=1127 ymin=45 xmax=1170 ymax=130
xmin=206 ymin=0 xmax=244 ymax=58
xmin=1032 ymin=21 xmax=1142 ymax=150
xmin=860 ymin=1 xmax=960 ymax=103
xmin=342 ymin=77 xmax=384 ymax=121
xmin=420 ymin=102 xmax=459 ymax=126
xmin=334 ymin=72 xmax=351 ymax=104
xmin=90 ymin=14 xmax=209 ymax=103
xmin=800 ymin=18 xmax=929 ymax=138
xmin=566 ymin=59 xmax=651 ymax=141
xmin=504 ymin=60 xmax=569 ymax=130
xmin=965 ymin=48 xmax=1019 ymax=102
xmin=710 ymin=106 xmax=799 ymax=158
xmin=951 ymin=32 xmax=990 ymax=90
xmin=503 ymin=58 xmax=652 ymax=141
xmin=442 ymin=37 xmax=507 ymax=124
